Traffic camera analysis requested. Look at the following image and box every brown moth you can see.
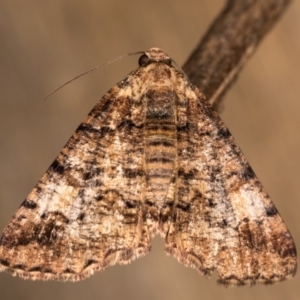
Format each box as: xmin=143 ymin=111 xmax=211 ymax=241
xmin=0 ymin=48 xmax=296 ymax=286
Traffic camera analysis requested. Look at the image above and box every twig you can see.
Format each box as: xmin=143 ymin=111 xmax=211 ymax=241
xmin=183 ymin=0 xmax=291 ymax=111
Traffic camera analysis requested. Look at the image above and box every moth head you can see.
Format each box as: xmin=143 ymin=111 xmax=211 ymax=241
xmin=139 ymin=48 xmax=172 ymax=67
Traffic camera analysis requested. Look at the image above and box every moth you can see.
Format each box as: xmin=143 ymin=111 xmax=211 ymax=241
xmin=0 ymin=48 xmax=296 ymax=286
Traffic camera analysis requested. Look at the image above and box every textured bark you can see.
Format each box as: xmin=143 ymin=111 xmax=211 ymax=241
xmin=183 ymin=0 xmax=291 ymax=111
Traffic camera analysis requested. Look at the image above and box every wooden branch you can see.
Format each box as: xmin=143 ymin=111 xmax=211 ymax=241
xmin=183 ymin=0 xmax=291 ymax=111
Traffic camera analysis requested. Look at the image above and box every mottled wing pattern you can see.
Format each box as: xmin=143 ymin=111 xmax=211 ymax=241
xmin=165 ymin=84 xmax=297 ymax=286
xmin=0 ymin=47 xmax=296 ymax=285
xmin=0 ymin=82 xmax=152 ymax=281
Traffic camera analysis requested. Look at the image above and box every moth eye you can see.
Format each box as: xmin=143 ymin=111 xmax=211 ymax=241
xmin=165 ymin=58 xmax=172 ymax=65
xmin=138 ymin=54 xmax=149 ymax=66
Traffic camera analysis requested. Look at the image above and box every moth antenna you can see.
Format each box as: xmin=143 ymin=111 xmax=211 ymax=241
xmin=42 ymin=51 xmax=144 ymax=104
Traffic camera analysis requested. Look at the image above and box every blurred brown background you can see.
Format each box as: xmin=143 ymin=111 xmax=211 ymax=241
xmin=0 ymin=1 xmax=299 ymax=299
